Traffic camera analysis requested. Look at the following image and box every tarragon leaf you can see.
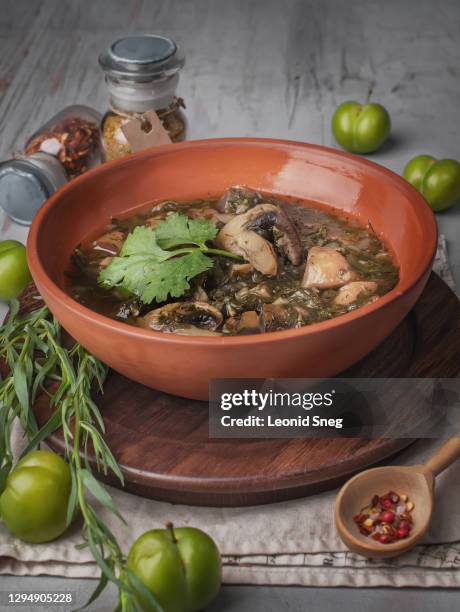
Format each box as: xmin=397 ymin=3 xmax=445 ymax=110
xmin=154 ymin=212 xmax=218 ymax=249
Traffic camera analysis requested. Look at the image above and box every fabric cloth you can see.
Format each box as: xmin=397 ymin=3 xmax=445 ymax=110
xmin=0 ymin=237 xmax=458 ymax=587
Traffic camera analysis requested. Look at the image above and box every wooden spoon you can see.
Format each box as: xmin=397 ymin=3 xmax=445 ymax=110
xmin=335 ymin=437 xmax=460 ymax=558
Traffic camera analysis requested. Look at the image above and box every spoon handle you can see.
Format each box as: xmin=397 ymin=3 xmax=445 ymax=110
xmin=425 ymin=437 xmax=460 ymax=476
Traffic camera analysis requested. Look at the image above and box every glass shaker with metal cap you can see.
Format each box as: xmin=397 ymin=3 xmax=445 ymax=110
xmin=0 ymin=105 xmax=102 ymax=225
xmin=99 ymin=34 xmax=186 ymax=161
xmin=0 ymin=153 xmax=67 ymax=225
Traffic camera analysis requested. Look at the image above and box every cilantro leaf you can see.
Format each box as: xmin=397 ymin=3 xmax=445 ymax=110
xmin=140 ymin=251 xmax=214 ymax=303
xmin=119 ymin=225 xmax=171 ymax=260
xmin=153 ymin=213 xmax=218 ymax=249
xmin=100 ymin=250 xmax=213 ymax=303
xmin=98 ymin=221 xmax=215 ymax=304
xmin=98 ymin=214 xmax=239 ymax=305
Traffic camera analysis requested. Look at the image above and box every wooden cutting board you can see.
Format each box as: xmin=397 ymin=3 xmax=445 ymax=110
xmin=23 ymin=273 xmax=459 ymax=506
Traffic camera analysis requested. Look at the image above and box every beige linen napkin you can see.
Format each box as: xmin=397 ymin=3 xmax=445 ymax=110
xmin=1 ymin=423 xmax=460 ymax=588
xmin=0 ymin=237 xmax=459 ymax=588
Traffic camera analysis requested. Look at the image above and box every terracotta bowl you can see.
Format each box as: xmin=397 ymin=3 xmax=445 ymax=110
xmin=28 ymin=139 xmax=437 ymax=400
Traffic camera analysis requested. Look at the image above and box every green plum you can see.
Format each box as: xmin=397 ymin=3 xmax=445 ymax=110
xmin=127 ymin=525 xmax=222 ymax=612
xmin=0 ymin=240 xmax=32 ymax=301
xmin=0 ymin=450 xmax=71 ymax=543
xmin=332 ymin=101 xmax=391 ymax=154
xmin=403 ymin=156 xmax=460 ymax=212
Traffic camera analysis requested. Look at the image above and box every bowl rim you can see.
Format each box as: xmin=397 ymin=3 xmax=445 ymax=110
xmin=27 ymin=137 xmax=438 ymax=347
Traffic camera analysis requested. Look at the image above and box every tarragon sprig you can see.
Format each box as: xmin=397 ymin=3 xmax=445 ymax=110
xmin=0 ymin=299 xmax=162 ymax=611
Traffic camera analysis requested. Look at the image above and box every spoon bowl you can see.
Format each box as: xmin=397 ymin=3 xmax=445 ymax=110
xmin=335 ymin=465 xmax=433 ymax=558
xmin=335 ymin=438 xmax=460 ymax=559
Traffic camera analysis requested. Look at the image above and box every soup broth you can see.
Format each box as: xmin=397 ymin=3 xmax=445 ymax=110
xmin=68 ymin=187 xmax=399 ymax=336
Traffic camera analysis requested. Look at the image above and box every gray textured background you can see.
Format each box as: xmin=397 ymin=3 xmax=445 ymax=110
xmin=0 ymin=0 xmax=459 ymax=610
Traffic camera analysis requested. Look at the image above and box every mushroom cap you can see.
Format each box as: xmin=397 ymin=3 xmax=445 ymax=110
xmin=137 ymin=301 xmax=223 ymax=335
xmin=216 ymin=208 xmax=278 ymax=276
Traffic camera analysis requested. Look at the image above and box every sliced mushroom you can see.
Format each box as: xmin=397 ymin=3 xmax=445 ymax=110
xmin=187 ymin=207 xmax=235 ymax=228
xmin=261 ymin=303 xmax=297 ymax=331
xmin=302 ymin=246 xmax=357 ymax=289
xmin=216 ymin=203 xmax=302 ymax=273
xmin=334 ymin=281 xmax=378 ymax=306
xmin=115 ymin=299 xmax=142 ymax=320
xmin=92 ymin=230 xmax=126 ymax=256
xmin=236 ymin=283 xmax=272 ymax=302
xmin=216 ymin=186 xmax=262 ymax=214
xmin=151 ymin=200 xmax=181 ymax=214
xmin=216 ymin=213 xmax=278 ymax=276
xmin=244 ymin=204 xmax=303 ymax=266
xmin=192 ymin=285 xmax=209 ymax=303
xmin=137 ymin=302 xmax=223 ymax=335
xmin=223 ymin=310 xmax=264 ymax=335
xmin=229 ymin=263 xmax=254 ymax=278
xmin=271 ymin=208 xmax=304 ymax=266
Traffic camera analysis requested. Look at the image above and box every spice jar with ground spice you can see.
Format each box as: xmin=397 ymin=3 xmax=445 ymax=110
xmin=99 ymin=34 xmax=186 ymax=161
xmin=25 ymin=105 xmax=102 ymax=179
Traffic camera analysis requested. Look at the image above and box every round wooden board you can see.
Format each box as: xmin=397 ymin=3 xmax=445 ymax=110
xmin=28 ymin=273 xmax=459 ymax=507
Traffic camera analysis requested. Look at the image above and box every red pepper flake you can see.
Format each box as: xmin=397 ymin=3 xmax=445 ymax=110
xmin=353 ymin=490 xmax=415 ymax=544
xmin=25 ymin=117 xmax=100 ymax=179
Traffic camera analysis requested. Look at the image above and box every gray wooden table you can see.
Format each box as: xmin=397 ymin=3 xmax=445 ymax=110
xmin=0 ymin=0 xmax=459 ymax=610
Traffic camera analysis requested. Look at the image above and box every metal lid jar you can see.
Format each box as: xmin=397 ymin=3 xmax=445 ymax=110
xmin=0 ymin=105 xmax=101 ymax=225
xmin=0 ymin=153 xmax=67 ymax=225
xmin=99 ymin=34 xmax=186 ymax=161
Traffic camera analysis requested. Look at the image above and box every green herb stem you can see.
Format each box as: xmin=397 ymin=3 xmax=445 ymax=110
xmin=170 ymin=245 xmax=245 ymax=261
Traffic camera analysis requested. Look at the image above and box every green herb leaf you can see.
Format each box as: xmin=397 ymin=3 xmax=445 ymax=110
xmin=99 ymin=236 xmax=213 ymax=304
xmin=80 ymin=468 xmax=126 ymax=524
xmin=119 ymin=226 xmax=171 ymax=260
xmin=19 ymin=409 xmax=62 ymax=458
xmin=98 ymin=215 xmax=239 ymax=304
xmin=76 ymin=570 xmax=109 ymax=611
xmin=66 ymin=466 xmax=78 ymax=527
xmin=154 ymin=212 xmax=218 ymax=249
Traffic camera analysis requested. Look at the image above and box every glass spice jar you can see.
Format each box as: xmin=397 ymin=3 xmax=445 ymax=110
xmin=0 ymin=153 xmax=68 ymax=225
xmin=24 ymin=105 xmax=102 ymax=179
xmin=0 ymin=105 xmax=101 ymax=225
xmin=99 ymin=34 xmax=186 ymax=161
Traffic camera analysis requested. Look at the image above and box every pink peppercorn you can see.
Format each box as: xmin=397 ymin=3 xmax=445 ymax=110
xmin=398 ymin=520 xmax=412 ymax=532
xmin=381 ymin=510 xmax=395 ymax=523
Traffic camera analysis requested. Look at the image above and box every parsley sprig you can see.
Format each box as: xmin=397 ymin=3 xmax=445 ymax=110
xmin=99 ymin=213 xmax=243 ymax=304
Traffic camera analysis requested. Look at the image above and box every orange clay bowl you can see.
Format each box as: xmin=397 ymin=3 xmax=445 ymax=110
xmin=28 ymin=138 xmax=437 ymax=400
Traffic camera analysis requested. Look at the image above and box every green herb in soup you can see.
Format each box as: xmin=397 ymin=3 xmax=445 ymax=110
xmin=68 ymin=187 xmax=399 ymax=336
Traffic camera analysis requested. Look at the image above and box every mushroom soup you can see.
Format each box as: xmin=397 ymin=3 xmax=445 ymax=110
xmin=68 ymin=187 xmax=399 ymax=336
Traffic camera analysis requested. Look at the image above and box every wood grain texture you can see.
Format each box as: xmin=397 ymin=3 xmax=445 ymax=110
xmin=28 ymin=273 xmax=459 ymax=507
xmin=1 ymin=0 xmax=460 ymax=290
